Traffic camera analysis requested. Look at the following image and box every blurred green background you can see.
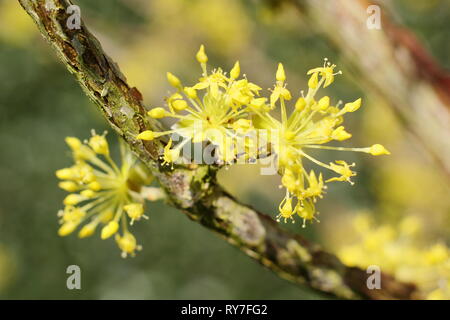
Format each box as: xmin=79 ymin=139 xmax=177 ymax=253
xmin=0 ymin=0 xmax=449 ymax=299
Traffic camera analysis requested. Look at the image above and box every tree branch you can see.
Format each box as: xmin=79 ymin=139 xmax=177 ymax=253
xmin=19 ymin=0 xmax=419 ymax=299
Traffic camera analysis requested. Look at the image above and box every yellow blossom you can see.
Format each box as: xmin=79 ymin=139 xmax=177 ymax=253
xmin=327 ymin=160 xmax=356 ymax=184
xmin=296 ymin=201 xmax=316 ymax=225
xmin=88 ymin=131 xmax=109 ymax=155
xmin=115 ymin=232 xmax=141 ymax=258
xmin=139 ymin=45 xmax=262 ymax=165
xmin=162 ymin=138 xmax=181 ymax=165
xmin=56 ymin=131 xmax=159 ymax=256
xmin=124 ymin=203 xmax=147 ymax=224
xmin=137 ymin=51 xmax=387 ymax=228
xmin=277 ymin=197 xmax=295 ymax=223
xmin=307 ymin=60 xmax=340 ymax=88
xmin=251 ymin=59 xmax=387 ymax=226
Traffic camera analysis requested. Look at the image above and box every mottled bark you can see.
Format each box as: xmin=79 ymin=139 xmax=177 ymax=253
xmin=19 ymin=0 xmax=419 ymax=299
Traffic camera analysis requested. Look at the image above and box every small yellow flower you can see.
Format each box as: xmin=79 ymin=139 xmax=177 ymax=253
xmin=296 ymin=201 xmax=316 ymax=226
xmin=124 ymin=203 xmax=148 ymax=224
xmin=115 ymin=232 xmax=141 ymax=258
xmin=88 ymin=131 xmax=109 ymax=155
xmin=56 ymin=131 xmax=159 ymax=256
xmin=302 ymin=171 xmax=325 ymax=200
xmin=307 ymin=59 xmax=340 ymax=88
xmin=277 ymin=197 xmax=295 ymax=223
xmin=327 ymin=160 xmax=356 ymax=184
xmin=162 ymin=138 xmax=181 ymax=165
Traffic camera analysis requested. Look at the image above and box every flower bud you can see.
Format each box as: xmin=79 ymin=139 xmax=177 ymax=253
xmin=101 ymin=221 xmax=119 ymax=239
xmin=148 ymin=107 xmax=166 ymax=119
xmin=166 ymin=72 xmax=181 ymax=87
xmin=230 ymin=61 xmax=240 ymax=79
xmin=196 ymin=45 xmax=208 ymax=64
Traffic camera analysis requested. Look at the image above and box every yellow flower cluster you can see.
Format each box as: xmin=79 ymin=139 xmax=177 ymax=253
xmin=338 ymin=215 xmax=450 ymax=300
xmin=138 ymin=45 xmax=260 ymax=165
xmin=253 ymin=60 xmax=389 ymax=227
xmin=137 ymin=46 xmax=389 ymax=226
xmin=55 ymin=131 xmax=155 ymax=258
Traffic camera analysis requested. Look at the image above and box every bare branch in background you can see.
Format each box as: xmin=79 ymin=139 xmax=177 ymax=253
xmin=18 ymin=0 xmax=418 ymax=299
xmin=286 ymin=0 xmax=450 ymax=175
